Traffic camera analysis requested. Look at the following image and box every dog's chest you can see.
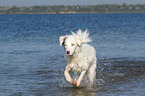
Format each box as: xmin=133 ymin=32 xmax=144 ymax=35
xmin=69 ymin=56 xmax=86 ymax=72
xmin=71 ymin=59 xmax=82 ymax=72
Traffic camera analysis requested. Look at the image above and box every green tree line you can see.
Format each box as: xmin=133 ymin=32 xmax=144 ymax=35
xmin=0 ymin=3 xmax=145 ymax=14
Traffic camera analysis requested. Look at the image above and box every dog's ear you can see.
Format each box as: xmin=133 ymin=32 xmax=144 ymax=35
xmin=59 ymin=36 xmax=66 ymax=46
xmin=76 ymin=36 xmax=82 ymax=47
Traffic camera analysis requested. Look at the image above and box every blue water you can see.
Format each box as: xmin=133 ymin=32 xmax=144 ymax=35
xmin=0 ymin=13 xmax=145 ymax=96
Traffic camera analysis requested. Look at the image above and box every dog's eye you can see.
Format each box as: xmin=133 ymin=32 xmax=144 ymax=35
xmin=71 ymin=43 xmax=74 ymax=46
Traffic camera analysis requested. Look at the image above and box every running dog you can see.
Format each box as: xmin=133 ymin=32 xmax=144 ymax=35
xmin=59 ymin=29 xmax=97 ymax=87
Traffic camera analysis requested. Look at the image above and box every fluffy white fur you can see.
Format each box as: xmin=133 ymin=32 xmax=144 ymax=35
xmin=59 ymin=29 xmax=97 ymax=87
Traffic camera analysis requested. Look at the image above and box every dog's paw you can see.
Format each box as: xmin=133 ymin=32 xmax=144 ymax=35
xmin=72 ymin=82 xmax=77 ymax=86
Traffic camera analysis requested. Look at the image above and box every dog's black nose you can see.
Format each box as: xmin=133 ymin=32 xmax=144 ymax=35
xmin=66 ymin=51 xmax=70 ymax=55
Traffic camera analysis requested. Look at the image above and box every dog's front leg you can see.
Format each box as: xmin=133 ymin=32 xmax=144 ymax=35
xmin=76 ymin=71 xmax=86 ymax=86
xmin=64 ymin=66 xmax=73 ymax=84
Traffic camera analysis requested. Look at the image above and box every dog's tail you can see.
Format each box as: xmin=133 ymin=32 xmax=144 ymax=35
xmin=71 ymin=29 xmax=92 ymax=43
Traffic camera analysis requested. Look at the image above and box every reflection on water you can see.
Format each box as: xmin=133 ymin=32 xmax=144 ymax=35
xmin=62 ymin=87 xmax=97 ymax=96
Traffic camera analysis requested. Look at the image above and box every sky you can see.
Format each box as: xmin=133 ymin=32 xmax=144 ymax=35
xmin=1 ymin=0 xmax=145 ymax=7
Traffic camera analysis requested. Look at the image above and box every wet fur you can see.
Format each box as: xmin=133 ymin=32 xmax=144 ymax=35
xmin=59 ymin=30 xmax=97 ymax=87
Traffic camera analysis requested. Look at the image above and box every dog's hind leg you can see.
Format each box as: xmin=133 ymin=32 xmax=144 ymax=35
xmin=76 ymin=71 xmax=86 ymax=86
xmin=88 ymin=61 xmax=96 ymax=86
xmin=74 ymin=72 xmax=78 ymax=82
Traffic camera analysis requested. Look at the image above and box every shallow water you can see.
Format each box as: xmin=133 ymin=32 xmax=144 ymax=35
xmin=0 ymin=13 xmax=145 ymax=96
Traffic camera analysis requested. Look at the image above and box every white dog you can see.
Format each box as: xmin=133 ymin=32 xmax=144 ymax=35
xmin=59 ymin=30 xmax=97 ymax=87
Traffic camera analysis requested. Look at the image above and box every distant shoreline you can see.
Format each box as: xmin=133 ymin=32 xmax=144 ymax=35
xmin=0 ymin=4 xmax=145 ymax=14
xmin=0 ymin=11 xmax=145 ymax=14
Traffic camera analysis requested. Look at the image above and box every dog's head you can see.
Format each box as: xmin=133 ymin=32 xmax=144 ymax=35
xmin=59 ymin=35 xmax=82 ymax=56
